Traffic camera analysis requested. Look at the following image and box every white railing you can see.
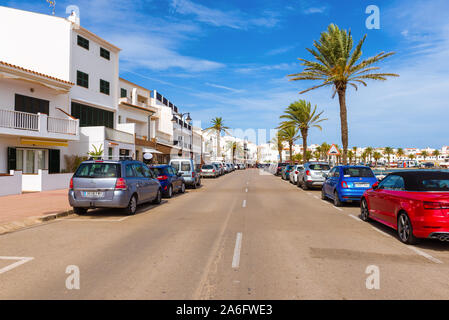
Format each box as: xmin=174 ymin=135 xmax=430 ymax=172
xmin=105 ymin=127 xmax=135 ymax=144
xmin=0 ymin=109 xmax=39 ymax=131
xmin=47 ymin=117 xmax=77 ymax=135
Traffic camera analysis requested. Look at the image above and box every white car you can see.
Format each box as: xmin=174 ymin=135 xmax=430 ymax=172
xmin=289 ymin=165 xmax=304 ymax=185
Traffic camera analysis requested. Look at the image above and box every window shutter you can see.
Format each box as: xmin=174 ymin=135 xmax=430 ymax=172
xmin=7 ymin=147 xmax=16 ymax=172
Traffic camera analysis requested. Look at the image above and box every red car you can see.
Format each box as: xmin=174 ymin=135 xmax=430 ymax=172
xmin=360 ymin=171 xmax=449 ymax=244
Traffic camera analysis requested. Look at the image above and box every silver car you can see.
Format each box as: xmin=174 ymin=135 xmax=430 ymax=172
xmin=68 ymin=159 xmax=162 ymax=215
xmin=169 ymin=158 xmax=201 ymax=188
xmin=289 ymin=165 xmax=304 ymax=185
xmin=201 ymin=164 xmax=218 ymax=178
xmin=298 ymin=162 xmax=331 ymax=190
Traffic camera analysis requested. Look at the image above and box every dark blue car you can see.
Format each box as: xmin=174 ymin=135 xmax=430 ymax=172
xmin=149 ymin=165 xmax=185 ymax=198
xmin=321 ymin=166 xmax=378 ymax=206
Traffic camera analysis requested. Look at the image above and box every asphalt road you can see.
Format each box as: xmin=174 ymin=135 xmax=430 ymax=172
xmin=1 ymin=169 xmax=449 ymax=299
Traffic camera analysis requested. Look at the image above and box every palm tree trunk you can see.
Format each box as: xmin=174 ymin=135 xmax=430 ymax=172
xmin=301 ymin=130 xmax=308 ymax=164
xmin=217 ymin=132 xmax=220 ymax=160
xmin=279 ymin=148 xmax=283 ymax=163
xmin=337 ymin=87 xmax=349 ymax=165
xmin=289 ymin=142 xmax=293 ymax=165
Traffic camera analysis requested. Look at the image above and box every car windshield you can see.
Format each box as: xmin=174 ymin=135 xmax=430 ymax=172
xmin=343 ymin=167 xmax=375 ymax=178
xmin=181 ymin=161 xmax=191 ymax=171
xmin=309 ymin=164 xmax=330 ymax=171
xmin=74 ymin=163 xmax=120 ymax=178
xmin=151 ymin=167 xmax=166 ymax=176
xmin=202 ymin=165 xmax=214 ymax=169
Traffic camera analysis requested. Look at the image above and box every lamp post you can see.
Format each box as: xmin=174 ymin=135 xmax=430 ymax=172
xmin=172 ymin=112 xmax=192 ymax=158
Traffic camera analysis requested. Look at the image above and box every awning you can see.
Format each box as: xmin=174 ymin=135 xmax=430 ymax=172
xmin=142 ymin=148 xmax=162 ymax=154
xmin=20 ymin=138 xmax=68 ymax=147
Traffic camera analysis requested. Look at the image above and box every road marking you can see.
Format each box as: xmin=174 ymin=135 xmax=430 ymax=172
xmin=245 ymin=188 xmax=248 ymax=193
xmin=321 ymin=200 xmax=328 ymax=205
xmin=313 ymin=195 xmax=320 ymax=200
xmin=0 ymin=256 xmax=34 ymax=274
xmin=407 ymin=246 xmax=443 ymax=264
xmin=68 ymin=216 xmax=130 ymax=222
xmin=307 ymin=192 xmax=313 ymax=196
xmin=232 ymin=233 xmax=243 ymax=268
xmin=370 ymin=226 xmax=392 ymax=238
xmin=242 ymin=200 xmax=247 ymax=208
xmin=333 ymin=206 xmax=344 ymax=212
xmin=348 ymin=214 xmax=362 ymax=222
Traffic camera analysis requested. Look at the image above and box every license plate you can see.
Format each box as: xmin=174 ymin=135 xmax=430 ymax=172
xmin=83 ymin=191 xmax=104 ymax=198
xmin=355 ymin=183 xmax=370 ymax=188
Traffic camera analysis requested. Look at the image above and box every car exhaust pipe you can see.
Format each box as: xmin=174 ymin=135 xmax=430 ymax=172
xmin=437 ymin=234 xmax=449 ymax=242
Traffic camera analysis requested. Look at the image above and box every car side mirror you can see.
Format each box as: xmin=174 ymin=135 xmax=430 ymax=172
xmin=323 ymin=173 xmax=328 ymax=178
xmin=372 ymin=182 xmax=379 ymax=190
xmin=177 ymin=172 xmax=182 ymax=177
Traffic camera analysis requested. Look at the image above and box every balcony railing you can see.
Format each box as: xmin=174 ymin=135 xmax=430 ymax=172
xmin=105 ymin=127 xmax=134 ymax=144
xmin=48 ymin=117 xmax=77 ymax=135
xmin=0 ymin=109 xmax=39 ymax=131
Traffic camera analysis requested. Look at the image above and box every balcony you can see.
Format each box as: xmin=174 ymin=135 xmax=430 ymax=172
xmin=0 ymin=108 xmax=79 ymax=140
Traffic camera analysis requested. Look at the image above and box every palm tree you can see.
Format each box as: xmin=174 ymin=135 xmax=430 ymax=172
xmin=396 ymin=148 xmax=405 ymax=161
xmin=361 ymin=151 xmax=368 ymax=164
xmin=226 ymin=141 xmax=243 ymax=164
xmin=279 ymin=126 xmax=300 ymax=164
xmin=205 ymin=117 xmax=230 ymax=161
xmin=321 ymin=142 xmax=331 ymax=162
xmin=347 ymin=150 xmax=354 ymax=164
xmin=271 ymin=132 xmax=285 ymax=163
xmin=433 ymin=149 xmax=440 ymax=161
xmin=373 ymin=152 xmax=382 ymax=168
xmin=383 ymin=147 xmax=394 ymax=167
xmin=279 ymin=100 xmax=327 ymax=164
xmin=352 ymin=146 xmax=358 ymax=164
xmin=408 ymin=154 xmax=415 ymax=160
xmin=365 ymin=147 xmax=373 ymax=165
xmin=313 ymin=150 xmax=321 ymax=161
xmin=288 ymin=24 xmax=399 ymax=164
xmin=306 ymin=150 xmax=313 ymax=162
xmin=421 ymin=151 xmax=428 ymax=162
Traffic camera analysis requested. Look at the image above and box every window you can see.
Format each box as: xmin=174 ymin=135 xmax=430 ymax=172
xmin=77 ymin=35 xmax=89 ymax=50
xmin=343 ymin=167 xmax=374 ymax=178
xmin=71 ymin=102 xmax=114 ymax=128
xmin=309 ymin=164 xmax=330 ymax=171
xmin=100 ymin=79 xmax=110 ymax=95
xmin=77 ymin=71 xmax=89 ymax=88
xmin=133 ymin=164 xmax=146 ymax=178
xmin=75 ymin=163 xmax=120 ymax=178
xmin=120 ymin=88 xmax=127 ymax=98
xmin=181 ymin=161 xmax=191 ymax=171
xmin=15 ymin=94 xmax=49 ymax=115
xmin=125 ymin=164 xmax=135 ymax=178
xmin=379 ymin=175 xmax=405 ymax=190
xmin=100 ymin=47 xmax=110 ymax=60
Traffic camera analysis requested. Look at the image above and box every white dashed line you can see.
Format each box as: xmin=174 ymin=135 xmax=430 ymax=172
xmin=333 ymin=206 xmax=344 ymax=212
xmin=407 ymin=246 xmax=443 ymax=264
xmin=348 ymin=214 xmax=362 ymax=222
xmin=242 ymin=200 xmax=247 ymax=208
xmin=313 ymin=195 xmax=320 ymax=200
xmin=307 ymin=192 xmax=313 ymax=196
xmin=371 ymin=226 xmax=393 ymax=238
xmin=245 ymin=188 xmax=248 ymax=193
xmin=232 ymin=233 xmax=243 ymax=268
xmin=0 ymin=256 xmax=34 ymax=274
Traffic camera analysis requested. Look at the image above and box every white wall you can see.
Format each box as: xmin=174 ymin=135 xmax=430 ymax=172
xmin=22 ymin=169 xmax=72 ymax=192
xmin=0 ymin=170 xmax=22 ymax=196
xmin=0 ymin=6 xmax=71 ymax=81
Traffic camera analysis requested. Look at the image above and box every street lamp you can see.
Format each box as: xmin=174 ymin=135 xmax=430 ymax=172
xmin=172 ymin=112 xmax=192 ymax=159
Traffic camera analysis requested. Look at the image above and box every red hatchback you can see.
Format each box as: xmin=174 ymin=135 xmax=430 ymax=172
xmin=360 ymin=171 xmax=449 ymax=244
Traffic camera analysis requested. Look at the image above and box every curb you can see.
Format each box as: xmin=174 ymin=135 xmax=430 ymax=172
xmin=0 ymin=209 xmax=74 ymax=236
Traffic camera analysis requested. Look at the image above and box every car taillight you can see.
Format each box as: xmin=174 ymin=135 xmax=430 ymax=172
xmin=306 ymin=170 xmax=311 ymax=176
xmin=157 ymin=175 xmax=168 ymax=180
xmin=192 ymin=172 xmax=195 ymax=177
xmin=423 ymin=202 xmax=443 ymax=210
xmin=341 ymin=181 xmax=349 ymax=188
xmin=295 ymin=171 xmax=299 ymax=174
xmin=69 ymin=177 xmax=73 ymax=190
xmin=213 ymin=169 xmax=215 ymax=173
xmin=115 ymin=178 xmax=127 ymax=190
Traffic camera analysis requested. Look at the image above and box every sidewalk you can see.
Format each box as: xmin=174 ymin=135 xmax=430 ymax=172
xmin=0 ymin=189 xmax=73 ymax=235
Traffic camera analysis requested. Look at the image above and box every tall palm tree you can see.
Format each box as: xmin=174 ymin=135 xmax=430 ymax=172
xmin=271 ymin=133 xmax=285 ymax=163
xmin=396 ymin=148 xmax=405 ymax=160
xmin=383 ymin=147 xmax=394 ymax=167
xmin=321 ymin=142 xmax=331 ymax=162
xmin=365 ymin=147 xmax=373 ymax=164
xmin=433 ymin=149 xmax=440 ymax=160
xmin=347 ymin=150 xmax=354 ymax=165
xmin=205 ymin=117 xmax=230 ymax=160
xmin=279 ymin=100 xmax=327 ymax=164
xmin=352 ymin=146 xmax=358 ymax=164
xmin=313 ymin=150 xmax=321 ymax=161
xmin=279 ymin=126 xmax=300 ymax=164
xmin=226 ymin=141 xmax=243 ymax=164
xmin=288 ymin=24 xmax=399 ymax=164
xmin=421 ymin=151 xmax=428 ymax=162
xmin=408 ymin=154 xmax=415 ymax=160
xmin=373 ymin=152 xmax=382 ymax=168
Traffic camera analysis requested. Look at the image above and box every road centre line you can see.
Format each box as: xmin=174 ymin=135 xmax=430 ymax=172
xmin=407 ymin=246 xmax=443 ymax=264
xmin=232 ymin=233 xmax=243 ymax=269
xmin=0 ymin=256 xmax=34 ymax=274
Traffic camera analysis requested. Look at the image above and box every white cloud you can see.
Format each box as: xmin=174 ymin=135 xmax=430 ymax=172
xmin=205 ymin=83 xmax=244 ymax=93
xmin=266 ymin=45 xmax=296 ymax=56
xmin=302 ymin=6 xmax=328 ymax=14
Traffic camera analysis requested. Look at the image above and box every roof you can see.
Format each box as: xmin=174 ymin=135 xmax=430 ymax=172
xmin=0 ymin=61 xmax=74 ymax=85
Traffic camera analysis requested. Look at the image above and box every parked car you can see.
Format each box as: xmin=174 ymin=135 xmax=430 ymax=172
xmin=69 ymin=159 xmax=162 ymax=215
xmin=226 ymin=163 xmax=233 ymax=172
xmin=201 ymin=164 xmax=219 ymax=178
xmin=321 ymin=166 xmax=378 ymax=206
xmin=298 ymin=162 xmax=331 ymax=190
xmin=281 ymin=165 xmax=294 ymax=180
xmin=275 ymin=163 xmax=288 ymax=176
xmin=212 ymin=162 xmax=225 ymax=175
xmin=361 ymin=171 xmax=449 ymax=244
xmin=421 ymin=162 xmax=435 ymax=168
xmin=289 ymin=165 xmax=304 ymax=185
xmin=149 ymin=165 xmax=185 ymax=198
xmin=169 ymin=158 xmax=201 ymax=189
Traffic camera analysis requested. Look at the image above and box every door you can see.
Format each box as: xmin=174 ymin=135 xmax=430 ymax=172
xmin=141 ymin=164 xmax=158 ymax=200
xmin=329 ymin=167 xmax=340 ymax=197
xmin=382 ymin=176 xmax=406 ymax=226
xmin=370 ymin=175 xmax=398 ymax=223
xmin=7 ymin=147 xmax=16 ymax=172
xmin=48 ymin=149 xmax=60 ymax=174
xmin=125 ymin=164 xmax=141 ymax=202
xmin=132 ymin=163 xmax=150 ymax=202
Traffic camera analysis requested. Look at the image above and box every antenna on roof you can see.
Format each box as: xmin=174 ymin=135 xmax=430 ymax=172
xmin=46 ymin=0 xmax=56 ymax=15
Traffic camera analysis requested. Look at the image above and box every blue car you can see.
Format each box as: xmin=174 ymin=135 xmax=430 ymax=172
xmin=149 ymin=165 xmax=186 ymax=198
xmin=321 ymin=166 xmax=378 ymax=206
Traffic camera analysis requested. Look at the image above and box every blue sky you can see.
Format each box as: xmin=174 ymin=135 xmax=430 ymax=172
xmin=3 ymin=0 xmax=449 ymax=148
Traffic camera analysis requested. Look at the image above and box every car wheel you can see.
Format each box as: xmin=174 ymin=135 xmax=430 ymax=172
xmin=180 ymin=183 xmax=186 ymax=194
xmin=124 ymin=195 xmax=137 ymax=215
xmin=397 ymin=212 xmax=419 ymax=244
xmin=321 ymin=188 xmax=327 ymax=200
xmin=360 ymin=198 xmax=370 ymax=221
xmin=302 ymin=180 xmax=308 ymax=190
xmin=153 ymin=189 xmax=162 ymax=205
xmin=74 ymin=207 xmax=87 ymax=215
xmin=166 ymin=185 xmax=173 ymax=198
xmin=192 ymin=181 xmax=198 ymax=189
xmin=333 ymin=191 xmax=342 ymax=207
